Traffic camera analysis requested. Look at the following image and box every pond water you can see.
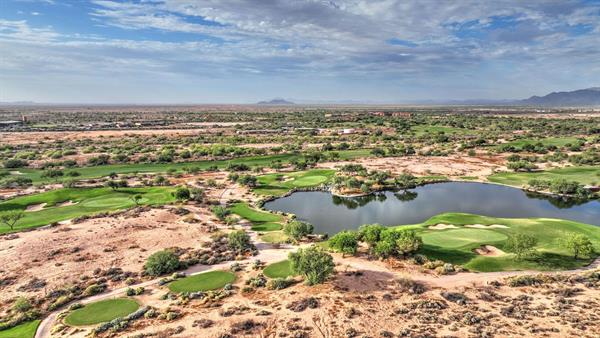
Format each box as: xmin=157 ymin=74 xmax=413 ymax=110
xmin=263 ymin=182 xmax=600 ymax=234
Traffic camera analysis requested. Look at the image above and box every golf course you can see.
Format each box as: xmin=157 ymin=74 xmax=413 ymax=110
xmin=0 ymin=320 xmax=40 ymax=338
xmin=414 ymin=213 xmax=600 ymax=272
xmin=263 ymin=260 xmax=296 ymax=278
xmin=253 ymin=169 xmax=336 ymax=196
xmin=229 ymin=202 xmax=285 ymax=231
xmin=168 ymin=271 xmax=236 ymax=293
xmin=488 ymin=166 xmax=600 ymax=187
xmin=0 ymin=187 xmax=176 ymax=234
xmin=64 ymin=298 xmax=140 ymax=326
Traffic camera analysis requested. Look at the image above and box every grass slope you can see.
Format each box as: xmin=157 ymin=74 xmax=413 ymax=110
xmin=263 ymin=260 xmax=296 ymax=278
xmin=414 ymin=213 xmax=600 ymax=272
xmin=0 ymin=187 xmax=175 ymax=234
xmin=169 ymin=271 xmax=235 ymax=293
xmin=64 ymin=298 xmax=139 ymax=326
xmin=0 ymin=320 xmax=40 ymax=338
xmin=253 ymin=169 xmax=336 ymax=196
xmin=229 ymin=202 xmax=284 ymax=232
xmin=488 ymin=166 xmax=600 ymax=187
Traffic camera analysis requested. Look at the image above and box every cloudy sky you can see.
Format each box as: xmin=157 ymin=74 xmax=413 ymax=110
xmin=1 ymin=0 xmax=599 ymax=103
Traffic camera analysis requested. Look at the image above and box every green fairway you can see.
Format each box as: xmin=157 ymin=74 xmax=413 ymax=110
xmin=0 ymin=187 xmax=176 ymax=234
xmin=229 ymin=202 xmax=284 ymax=232
xmin=498 ymin=137 xmax=581 ymax=149
xmin=254 ymin=169 xmax=335 ymax=196
xmin=64 ymin=298 xmax=139 ymax=326
xmin=1 ymin=150 xmax=369 ymax=185
xmin=422 ymin=228 xmax=507 ymax=248
xmin=488 ymin=166 xmax=600 ymax=187
xmin=0 ymin=320 xmax=40 ymax=338
xmin=258 ymin=231 xmax=288 ymax=243
xmin=414 ymin=213 xmax=600 ymax=272
xmin=168 ymin=270 xmax=235 ymax=293
xmin=263 ymin=260 xmax=296 ymax=278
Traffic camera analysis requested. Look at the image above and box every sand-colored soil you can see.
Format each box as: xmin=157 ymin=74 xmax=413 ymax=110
xmin=319 ymin=154 xmax=504 ymax=179
xmin=25 ymin=203 xmax=47 ymax=212
xmin=0 ymin=207 xmax=212 ymax=305
xmin=474 ymin=245 xmax=506 ymax=256
xmin=465 ymin=224 xmax=509 ymax=229
xmin=428 ymin=223 xmax=458 ymax=230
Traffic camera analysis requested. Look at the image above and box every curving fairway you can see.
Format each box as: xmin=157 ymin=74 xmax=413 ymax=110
xmin=229 ymin=202 xmax=284 ymax=232
xmin=0 ymin=320 xmax=40 ymax=338
xmin=488 ymin=165 xmax=600 ymax=187
xmin=169 ymin=270 xmax=235 ymax=293
xmin=254 ymin=169 xmax=335 ymax=196
xmin=422 ymin=228 xmax=507 ymax=249
xmin=0 ymin=187 xmax=175 ymax=234
xmin=64 ymin=298 xmax=139 ymax=326
xmin=263 ymin=260 xmax=296 ymax=278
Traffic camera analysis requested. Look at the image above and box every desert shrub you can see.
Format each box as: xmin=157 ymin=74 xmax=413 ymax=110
xmin=228 ymin=230 xmax=252 ymax=252
xmin=144 ymin=250 xmax=180 ymax=276
xmin=84 ymin=284 xmax=104 ymax=296
xmin=267 ymin=278 xmax=294 ymax=290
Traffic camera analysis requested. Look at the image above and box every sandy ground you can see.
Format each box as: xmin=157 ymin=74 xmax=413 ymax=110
xmin=319 ymin=154 xmax=505 ymax=179
xmin=0 ymin=207 xmax=212 ymax=305
xmin=48 ymin=253 xmax=600 ymax=338
xmin=0 ymin=129 xmax=213 ymax=145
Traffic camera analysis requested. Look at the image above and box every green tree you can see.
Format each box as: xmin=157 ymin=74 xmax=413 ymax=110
xmin=130 ymin=194 xmax=143 ymax=206
xmin=373 ymin=239 xmax=395 ymax=258
xmin=358 ymin=224 xmax=385 ymax=252
xmin=173 ymin=186 xmax=191 ymax=201
xmin=283 ymin=220 xmax=314 ymax=241
xmin=562 ymin=233 xmax=595 ymax=259
xmin=505 ymin=233 xmax=538 ymax=260
xmin=329 ymin=231 xmax=358 ymax=257
xmin=0 ymin=211 xmax=24 ymax=231
xmin=144 ymin=250 xmax=180 ymax=276
xmin=289 ymin=245 xmax=335 ymax=285
xmin=228 ymin=230 xmax=252 ymax=252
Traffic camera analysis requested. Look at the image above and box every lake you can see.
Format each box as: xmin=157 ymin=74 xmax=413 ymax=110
xmin=263 ymin=182 xmax=600 ymax=234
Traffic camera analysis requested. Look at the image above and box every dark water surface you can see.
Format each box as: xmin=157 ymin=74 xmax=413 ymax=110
xmin=263 ymin=182 xmax=600 ymax=234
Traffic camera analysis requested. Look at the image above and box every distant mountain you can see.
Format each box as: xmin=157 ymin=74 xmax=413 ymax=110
xmin=257 ymin=98 xmax=294 ymax=105
xmin=519 ymin=87 xmax=600 ymax=106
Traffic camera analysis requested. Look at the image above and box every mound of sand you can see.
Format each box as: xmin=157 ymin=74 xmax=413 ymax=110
xmin=428 ymin=223 xmax=458 ymax=230
xmin=465 ymin=224 xmax=508 ymax=229
xmin=26 ymin=203 xmax=47 ymax=212
xmin=474 ymin=245 xmax=505 ymax=256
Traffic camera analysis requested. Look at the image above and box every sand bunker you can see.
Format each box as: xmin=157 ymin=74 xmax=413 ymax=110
xmin=56 ymin=200 xmax=78 ymax=207
xmin=474 ymin=245 xmax=505 ymax=256
xmin=464 ymin=224 xmax=508 ymax=229
xmin=26 ymin=203 xmax=47 ymax=212
xmin=428 ymin=223 xmax=458 ymax=230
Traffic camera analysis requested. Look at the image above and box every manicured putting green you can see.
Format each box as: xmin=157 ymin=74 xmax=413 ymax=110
xmin=64 ymin=298 xmax=139 ymax=326
xmin=263 ymin=260 xmax=296 ymax=278
xmin=259 ymin=231 xmax=288 ymax=243
xmin=254 ymin=169 xmax=336 ymax=196
xmin=422 ymin=229 xmax=507 ymax=248
xmin=168 ymin=270 xmax=235 ymax=293
xmin=0 ymin=320 xmax=40 ymax=338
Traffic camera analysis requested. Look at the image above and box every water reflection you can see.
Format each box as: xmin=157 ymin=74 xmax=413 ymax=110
xmin=263 ymin=182 xmax=600 ymax=234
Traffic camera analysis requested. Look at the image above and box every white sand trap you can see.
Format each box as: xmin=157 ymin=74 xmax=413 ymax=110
xmin=26 ymin=203 xmax=47 ymax=212
xmin=464 ymin=224 xmax=508 ymax=229
xmin=56 ymin=200 xmax=77 ymax=207
xmin=474 ymin=245 xmax=505 ymax=257
xmin=428 ymin=223 xmax=458 ymax=230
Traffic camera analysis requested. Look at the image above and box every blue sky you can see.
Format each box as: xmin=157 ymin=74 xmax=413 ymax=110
xmin=1 ymin=0 xmax=599 ymax=103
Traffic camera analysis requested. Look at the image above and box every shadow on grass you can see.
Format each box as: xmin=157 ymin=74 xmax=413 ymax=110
xmin=418 ymin=245 xmax=477 ymax=265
